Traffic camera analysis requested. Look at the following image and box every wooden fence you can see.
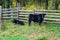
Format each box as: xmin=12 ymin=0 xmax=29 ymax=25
xmin=2 ymin=8 xmax=60 ymax=23
xmin=0 ymin=6 xmax=60 ymax=27
xmin=0 ymin=6 xmax=60 ymax=29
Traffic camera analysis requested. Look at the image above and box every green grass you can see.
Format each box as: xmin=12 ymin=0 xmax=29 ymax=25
xmin=35 ymin=35 xmax=47 ymax=40
xmin=0 ymin=35 xmax=29 ymax=40
xmin=0 ymin=20 xmax=60 ymax=40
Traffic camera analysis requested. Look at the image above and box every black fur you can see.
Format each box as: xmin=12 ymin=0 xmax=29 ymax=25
xmin=12 ymin=19 xmax=24 ymax=25
xmin=28 ymin=14 xmax=46 ymax=26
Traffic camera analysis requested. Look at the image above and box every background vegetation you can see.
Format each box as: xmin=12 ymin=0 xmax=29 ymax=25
xmin=0 ymin=0 xmax=60 ymax=10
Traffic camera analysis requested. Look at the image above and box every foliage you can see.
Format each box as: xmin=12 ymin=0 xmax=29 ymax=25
xmin=1 ymin=0 xmax=60 ymax=10
xmin=16 ymin=0 xmax=28 ymax=6
xmin=25 ymin=4 xmax=37 ymax=10
xmin=11 ymin=0 xmax=17 ymax=8
xmin=54 ymin=0 xmax=60 ymax=3
xmin=25 ymin=3 xmax=45 ymax=10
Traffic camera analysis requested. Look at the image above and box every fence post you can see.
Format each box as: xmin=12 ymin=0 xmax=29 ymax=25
xmin=10 ymin=6 xmax=13 ymax=19
xmin=33 ymin=8 xmax=36 ymax=14
xmin=17 ymin=7 xmax=19 ymax=20
xmin=0 ymin=6 xmax=2 ymax=29
xmin=17 ymin=2 xmax=20 ymax=20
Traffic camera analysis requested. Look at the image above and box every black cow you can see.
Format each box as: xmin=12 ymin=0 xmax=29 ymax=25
xmin=28 ymin=14 xmax=46 ymax=26
xmin=12 ymin=19 xmax=24 ymax=25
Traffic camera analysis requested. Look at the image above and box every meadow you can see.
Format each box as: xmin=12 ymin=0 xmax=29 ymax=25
xmin=0 ymin=20 xmax=60 ymax=40
xmin=1 ymin=0 xmax=60 ymax=40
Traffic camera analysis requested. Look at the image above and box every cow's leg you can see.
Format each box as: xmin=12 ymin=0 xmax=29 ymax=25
xmin=28 ymin=14 xmax=32 ymax=26
xmin=39 ymin=18 xmax=44 ymax=26
xmin=29 ymin=20 xmax=31 ymax=26
xmin=39 ymin=14 xmax=46 ymax=25
xmin=39 ymin=21 xmax=41 ymax=25
xmin=38 ymin=15 xmax=41 ymax=25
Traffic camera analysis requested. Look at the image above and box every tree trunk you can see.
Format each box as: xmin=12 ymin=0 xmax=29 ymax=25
xmin=45 ymin=0 xmax=48 ymax=9
xmin=55 ymin=2 xmax=58 ymax=10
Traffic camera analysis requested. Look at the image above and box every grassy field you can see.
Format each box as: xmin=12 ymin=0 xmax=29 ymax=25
xmin=0 ymin=20 xmax=60 ymax=40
